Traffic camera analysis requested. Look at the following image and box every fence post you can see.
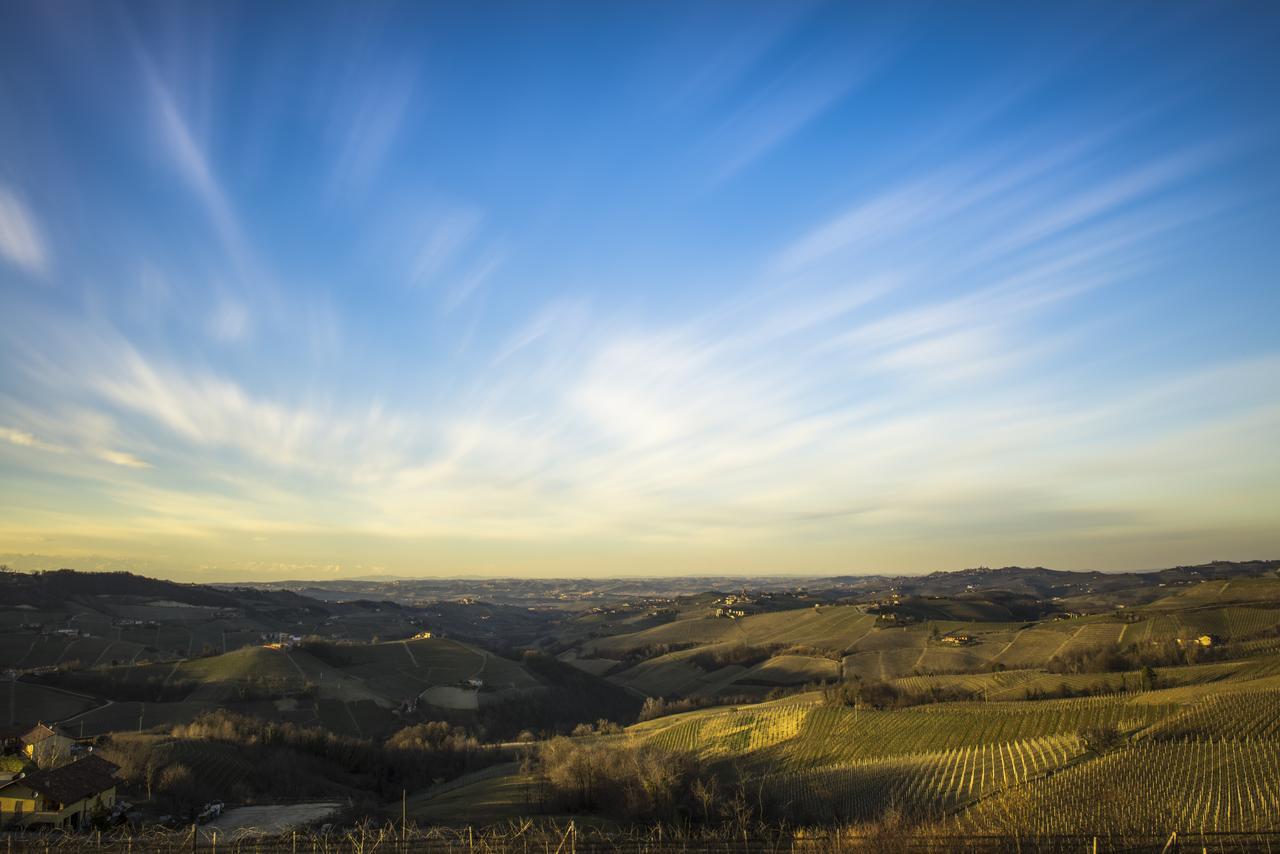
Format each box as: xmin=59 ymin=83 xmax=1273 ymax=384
xmin=192 ymin=823 xmax=198 ymax=854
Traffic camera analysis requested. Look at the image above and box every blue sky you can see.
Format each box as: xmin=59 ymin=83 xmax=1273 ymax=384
xmin=1 ymin=1 xmax=1278 ymax=579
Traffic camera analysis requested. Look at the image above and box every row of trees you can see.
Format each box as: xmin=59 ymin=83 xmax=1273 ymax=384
xmin=99 ymin=711 xmax=504 ymax=819
xmin=822 ymin=678 xmax=983 ymax=710
xmin=1046 ymin=639 xmax=1216 ymax=676
xmin=526 ymin=739 xmax=762 ymax=825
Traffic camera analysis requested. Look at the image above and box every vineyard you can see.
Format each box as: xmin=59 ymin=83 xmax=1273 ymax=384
xmin=767 ymin=695 xmax=1178 ymax=768
xmin=951 ymin=738 xmax=1280 ymax=834
xmin=632 ymin=691 xmax=1186 ymax=771
xmin=759 ymin=736 xmax=1084 ymax=823
xmin=619 ymin=678 xmax=1280 ymax=836
xmin=1139 ymin=690 xmax=1280 ymax=740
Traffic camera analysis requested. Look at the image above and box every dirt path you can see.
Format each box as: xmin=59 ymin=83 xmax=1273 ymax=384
xmin=15 ymin=639 xmax=36 ymax=667
xmin=57 ymin=698 xmax=112 ymax=725
xmin=89 ymin=642 xmax=115 ymax=669
xmin=201 ymin=803 xmax=342 ymax=840
xmin=1048 ymin=626 xmax=1085 ymax=661
xmin=464 ymin=644 xmax=488 ymax=681
xmin=914 ymin=640 xmax=930 ymax=671
xmin=343 ymin=702 xmax=363 ymax=736
xmin=991 ymin=628 xmax=1028 ymax=664
xmin=283 ymin=650 xmax=308 ymax=680
xmin=401 ymin=640 xmax=419 ymax=668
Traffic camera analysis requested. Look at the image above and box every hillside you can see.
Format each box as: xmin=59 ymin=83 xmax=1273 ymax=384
xmin=5 ymin=563 xmax=1280 ymax=843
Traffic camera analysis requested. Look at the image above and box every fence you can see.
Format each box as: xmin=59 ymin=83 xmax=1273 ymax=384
xmin=2 ymin=826 xmax=1280 ymax=854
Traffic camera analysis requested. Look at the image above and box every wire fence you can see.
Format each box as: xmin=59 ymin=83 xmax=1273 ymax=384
xmin=2 ymin=825 xmax=1280 ymax=854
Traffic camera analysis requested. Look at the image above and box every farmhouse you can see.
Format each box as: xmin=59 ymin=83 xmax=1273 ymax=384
xmin=940 ymin=634 xmax=974 ymax=646
xmin=20 ymin=724 xmax=76 ymax=768
xmin=0 ymin=753 xmax=118 ymax=829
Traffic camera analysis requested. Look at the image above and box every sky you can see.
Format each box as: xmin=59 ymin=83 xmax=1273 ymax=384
xmin=1 ymin=1 xmax=1278 ymax=581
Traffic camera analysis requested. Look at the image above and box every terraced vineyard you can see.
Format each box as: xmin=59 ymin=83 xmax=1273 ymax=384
xmin=643 ymin=702 xmax=810 ymax=756
xmin=635 ymin=692 xmax=1183 ymax=771
xmin=952 ymin=739 xmax=1280 ymax=834
xmin=1139 ymin=690 xmax=1280 ymax=740
xmin=773 ymin=695 xmax=1179 ymax=768
xmin=760 ymin=735 xmax=1084 ymax=823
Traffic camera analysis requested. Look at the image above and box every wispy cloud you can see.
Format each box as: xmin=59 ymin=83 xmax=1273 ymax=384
xmin=327 ymin=63 xmax=418 ymax=194
xmin=0 ymin=188 xmax=49 ymax=275
xmin=207 ymin=297 xmax=251 ymax=342
xmin=1 ymin=427 xmax=61 ymax=452
xmin=412 ymin=208 xmax=484 ymax=286
xmin=707 ymin=56 xmax=880 ymax=184
xmin=135 ymin=52 xmax=252 ymax=279
xmin=97 ymin=449 xmax=151 ymax=469
xmin=0 ymin=1 xmax=1274 ymax=576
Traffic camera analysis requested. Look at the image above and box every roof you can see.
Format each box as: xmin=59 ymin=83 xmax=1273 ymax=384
xmin=0 ymin=754 xmax=119 ymax=805
xmin=21 ymin=723 xmax=66 ymax=745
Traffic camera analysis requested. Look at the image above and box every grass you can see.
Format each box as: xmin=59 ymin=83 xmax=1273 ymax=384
xmin=69 ymin=701 xmax=211 ymax=736
xmin=2 ymin=680 xmax=100 ymax=725
xmin=738 ymin=654 xmax=838 ymax=686
xmin=407 ymin=765 xmax=539 ymax=823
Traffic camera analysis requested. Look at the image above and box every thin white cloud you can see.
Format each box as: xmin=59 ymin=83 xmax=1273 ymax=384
xmin=412 ymin=209 xmax=483 ymax=286
xmin=208 ymin=297 xmax=251 ymax=342
xmin=97 ymin=449 xmax=151 ymax=469
xmin=0 ymin=189 xmax=49 ymax=275
xmin=328 ymin=64 xmax=417 ymax=193
xmin=1 ymin=427 xmax=61 ymax=452
xmin=708 ymin=58 xmax=878 ymax=184
xmin=1 ymin=420 xmax=149 ymax=470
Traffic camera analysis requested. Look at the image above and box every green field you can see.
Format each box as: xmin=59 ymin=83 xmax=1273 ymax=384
xmin=2 ymin=680 xmax=100 ymax=725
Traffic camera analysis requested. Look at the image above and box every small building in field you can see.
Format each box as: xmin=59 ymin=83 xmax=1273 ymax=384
xmin=940 ymin=634 xmax=974 ymax=646
xmin=1175 ymin=634 xmax=1218 ymax=649
xmin=411 ymin=630 xmax=433 ymax=639
xmin=20 ymin=724 xmax=76 ymax=769
xmin=0 ymin=753 xmax=118 ymax=829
